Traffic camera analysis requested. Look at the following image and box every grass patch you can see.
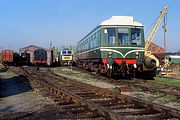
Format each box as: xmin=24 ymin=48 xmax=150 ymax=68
xmin=175 ymin=105 xmax=180 ymax=110
xmin=152 ymin=77 xmax=180 ymax=87
xmin=6 ymin=72 xmax=15 ymax=78
xmin=0 ymin=99 xmax=6 ymax=104
xmin=155 ymin=92 xmax=165 ymax=97
xmin=134 ymin=87 xmax=143 ymax=92
xmin=147 ymin=96 xmax=156 ymax=103
xmin=155 ymin=95 xmax=177 ymax=104
xmin=111 ymin=88 xmax=120 ymax=94
xmin=7 ymin=66 xmax=13 ymax=72
xmin=0 ymin=66 xmax=8 ymax=72
xmin=56 ymin=67 xmax=100 ymax=83
xmin=30 ymin=80 xmax=38 ymax=84
xmin=134 ymin=93 xmax=145 ymax=98
xmin=146 ymin=85 xmax=166 ymax=89
xmin=156 ymin=99 xmax=167 ymax=104
xmin=56 ymin=67 xmax=81 ymax=77
xmin=163 ymin=95 xmax=177 ymax=101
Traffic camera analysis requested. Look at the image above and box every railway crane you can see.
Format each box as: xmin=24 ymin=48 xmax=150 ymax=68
xmin=143 ymin=6 xmax=168 ymax=75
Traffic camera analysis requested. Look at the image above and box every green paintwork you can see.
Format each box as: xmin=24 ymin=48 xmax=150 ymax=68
xmin=77 ymin=47 xmax=144 ymax=60
xmin=76 ymin=25 xmax=145 ymax=61
xmin=100 ymin=48 xmax=144 ymax=58
xmin=165 ymin=55 xmax=180 ymax=64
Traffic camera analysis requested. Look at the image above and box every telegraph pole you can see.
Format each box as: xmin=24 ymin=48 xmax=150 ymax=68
xmin=50 ymin=41 xmax=52 ymax=49
xmin=163 ymin=14 xmax=167 ymax=52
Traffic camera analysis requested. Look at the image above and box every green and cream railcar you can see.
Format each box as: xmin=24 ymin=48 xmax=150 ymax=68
xmin=76 ymin=16 xmax=145 ymax=77
xmin=165 ymin=55 xmax=180 ymax=64
xmin=164 ymin=55 xmax=180 ymax=73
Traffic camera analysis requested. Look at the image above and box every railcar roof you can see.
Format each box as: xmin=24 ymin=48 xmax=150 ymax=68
xmin=166 ymin=55 xmax=180 ymax=59
xmin=77 ymin=16 xmax=143 ymax=44
xmin=100 ymin=16 xmax=143 ymax=26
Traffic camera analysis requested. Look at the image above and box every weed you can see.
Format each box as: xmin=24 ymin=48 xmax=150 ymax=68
xmin=155 ymin=92 xmax=165 ymax=97
xmin=147 ymin=96 xmax=156 ymax=103
xmin=164 ymin=95 xmax=177 ymax=101
xmin=134 ymin=93 xmax=144 ymax=98
xmin=111 ymin=88 xmax=120 ymax=94
xmin=153 ymin=77 xmax=180 ymax=87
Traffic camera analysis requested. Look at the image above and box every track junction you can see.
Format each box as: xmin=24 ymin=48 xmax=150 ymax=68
xmin=19 ymin=67 xmax=180 ymax=120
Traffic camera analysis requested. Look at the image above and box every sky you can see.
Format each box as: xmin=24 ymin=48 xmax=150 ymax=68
xmin=0 ymin=0 xmax=179 ymax=52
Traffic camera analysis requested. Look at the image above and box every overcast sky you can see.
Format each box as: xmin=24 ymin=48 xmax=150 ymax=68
xmin=0 ymin=0 xmax=179 ymax=52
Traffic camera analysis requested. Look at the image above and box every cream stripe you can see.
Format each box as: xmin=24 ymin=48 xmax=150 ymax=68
xmin=76 ymin=46 xmax=144 ymax=55
xmin=100 ymin=48 xmax=124 ymax=58
xmin=124 ymin=49 xmax=145 ymax=57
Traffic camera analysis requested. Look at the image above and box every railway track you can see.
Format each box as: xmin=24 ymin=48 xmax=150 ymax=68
xmin=22 ymin=67 xmax=105 ymax=120
xmin=22 ymin=67 xmax=180 ymax=120
xmin=71 ymin=67 xmax=180 ymax=100
xmin=128 ymin=81 xmax=180 ymax=99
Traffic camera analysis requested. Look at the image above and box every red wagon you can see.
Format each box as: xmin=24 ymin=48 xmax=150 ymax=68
xmin=1 ymin=50 xmax=14 ymax=65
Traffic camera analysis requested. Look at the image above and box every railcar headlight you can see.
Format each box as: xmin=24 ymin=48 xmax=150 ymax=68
xmin=107 ymin=64 xmax=110 ymax=68
xmin=136 ymin=52 xmax=139 ymax=55
xmin=136 ymin=52 xmax=139 ymax=58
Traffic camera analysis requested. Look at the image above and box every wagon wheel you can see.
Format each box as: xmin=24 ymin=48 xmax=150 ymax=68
xmin=95 ymin=67 xmax=100 ymax=75
xmin=132 ymin=69 xmax=136 ymax=78
xmin=107 ymin=69 xmax=112 ymax=77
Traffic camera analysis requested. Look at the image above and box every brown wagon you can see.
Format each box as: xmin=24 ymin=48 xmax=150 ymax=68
xmin=1 ymin=50 xmax=14 ymax=64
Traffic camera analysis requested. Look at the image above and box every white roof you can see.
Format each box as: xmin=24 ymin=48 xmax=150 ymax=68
xmin=168 ymin=55 xmax=180 ymax=59
xmin=100 ymin=16 xmax=143 ymax=27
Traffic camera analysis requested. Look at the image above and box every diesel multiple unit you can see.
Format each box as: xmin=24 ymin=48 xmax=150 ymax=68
xmin=75 ymin=16 xmax=158 ymax=78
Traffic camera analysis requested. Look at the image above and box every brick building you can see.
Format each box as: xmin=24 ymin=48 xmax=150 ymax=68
xmin=149 ymin=42 xmax=165 ymax=54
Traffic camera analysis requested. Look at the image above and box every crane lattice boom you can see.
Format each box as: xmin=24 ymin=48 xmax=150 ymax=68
xmin=145 ymin=6 xmax=168 ymax=51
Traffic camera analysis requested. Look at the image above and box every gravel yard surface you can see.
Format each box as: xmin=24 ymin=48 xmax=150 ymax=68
xmin=52 ymin=67 xmax=119 ymax=89
xmin=0 ymin=71 xmax=56 ymax=120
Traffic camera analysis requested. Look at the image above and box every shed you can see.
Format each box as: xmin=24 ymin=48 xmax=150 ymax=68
xmin=19 ymin=45 xmax=52 ymax=65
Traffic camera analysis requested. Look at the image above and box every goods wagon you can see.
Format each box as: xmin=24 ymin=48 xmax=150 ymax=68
xmin=1 ymin=50 xmax=21 ymax=66
xmin=1 ymin=50 xmax=14 ymax=65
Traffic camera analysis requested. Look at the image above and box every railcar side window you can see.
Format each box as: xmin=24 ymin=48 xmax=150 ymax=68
xmin=118 ymin=28 xmax=129 ymax=45
xmin=131 ymin=28 xmax=141 ymax=45
xmin=94 ymin=32 xmax=97 ymax=47
xmin=90 ymin=36 xmax=93 ymax=49
xmin=97 ymin=31 xmax=100 ymax=46
xmin=104 ymin=28 xmax=116 ymax=45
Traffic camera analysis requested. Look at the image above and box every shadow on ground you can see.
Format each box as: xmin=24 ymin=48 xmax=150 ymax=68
xmin=0 ymin=74 xmax=32 ymax=98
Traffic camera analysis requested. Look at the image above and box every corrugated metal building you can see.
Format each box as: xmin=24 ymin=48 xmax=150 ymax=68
xmin=19 ymin=45 xmax=52 ymax=65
